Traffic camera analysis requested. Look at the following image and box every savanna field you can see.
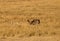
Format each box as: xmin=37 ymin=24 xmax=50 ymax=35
xmin=0 ymin=0 xmax=60 ymax=41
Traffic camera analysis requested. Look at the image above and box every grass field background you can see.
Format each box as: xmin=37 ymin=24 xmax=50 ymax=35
xmin=0 ymin=0 xmax=60 ymax=40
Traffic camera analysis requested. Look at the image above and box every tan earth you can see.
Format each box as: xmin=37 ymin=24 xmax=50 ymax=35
xmin=0 ymin=0 xmax=60 ymax=41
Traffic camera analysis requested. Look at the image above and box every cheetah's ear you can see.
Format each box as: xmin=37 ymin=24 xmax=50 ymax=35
xmin=27 ymin=20 xmax=30 ymax=22
xmin=27 ymin=19 xmax=32 ymax=24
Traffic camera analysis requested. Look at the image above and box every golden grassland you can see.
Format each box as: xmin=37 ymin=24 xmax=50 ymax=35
xmin=0 ymin=0 xmax=60 ymax=40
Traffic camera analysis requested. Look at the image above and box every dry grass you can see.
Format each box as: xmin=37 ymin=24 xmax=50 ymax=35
xmin=0 ymin=0 xmax=60 ymax=41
